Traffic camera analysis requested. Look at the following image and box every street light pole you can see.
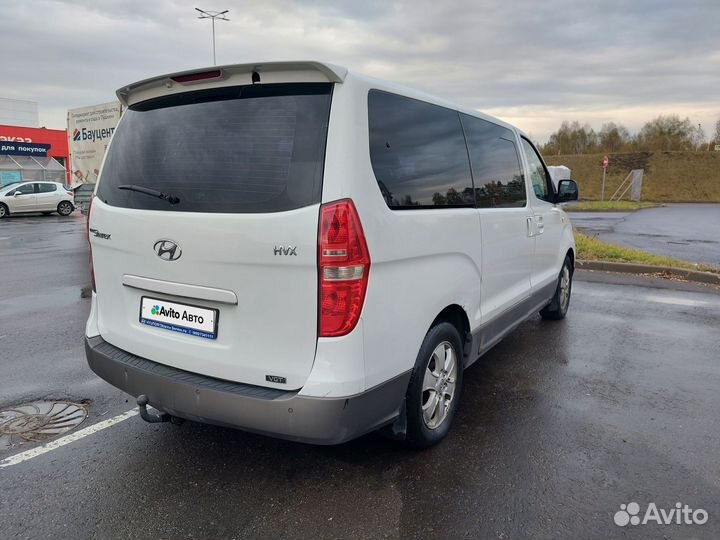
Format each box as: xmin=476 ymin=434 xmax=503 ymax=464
xmin=195 ymin=8 xmax=229 ymax=65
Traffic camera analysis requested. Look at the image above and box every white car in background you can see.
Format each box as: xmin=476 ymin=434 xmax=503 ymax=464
xmin=0 ymin=181 xmax=75 ymax=218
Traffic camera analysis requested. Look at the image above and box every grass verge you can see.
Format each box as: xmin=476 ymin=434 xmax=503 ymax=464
xmin=574 ymin=231 xmax=720 ymax=274
xmin=566 ymin=201 xmax=660 ymax=212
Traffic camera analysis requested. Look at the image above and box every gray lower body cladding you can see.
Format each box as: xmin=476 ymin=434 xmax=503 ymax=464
xmin=84 ymin=336 xmax=410 ymax=445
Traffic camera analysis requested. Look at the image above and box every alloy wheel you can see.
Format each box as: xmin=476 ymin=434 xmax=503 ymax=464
xmin=559 ymin=266 xmax=571 ymax=310
xmin=421 ymin=341 xmax=457 ymax=430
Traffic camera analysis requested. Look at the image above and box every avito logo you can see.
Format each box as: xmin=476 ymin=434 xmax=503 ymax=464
xmin=614 ymin=501 xmax=708 ymax=527
xmin=150 ymin=304 xmax=205 ymax=324
xmin=151 ymin=304 xmax=181 ymax=319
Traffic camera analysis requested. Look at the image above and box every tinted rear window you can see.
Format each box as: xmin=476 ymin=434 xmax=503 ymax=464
xmin=460 ymin=114 xmax=526 ymax=208
xmin=368 ymin=90 xmax=474 ymax=209
xmin=97 ymin=83 xmax=332 ymax=213
xmin=38 ymin=183 xmax=57 ymax=193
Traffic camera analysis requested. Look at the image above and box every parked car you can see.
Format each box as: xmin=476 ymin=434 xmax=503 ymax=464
xmin=73 ymin=183 xmax=96 ymax=214
xmin=0 ymin=181 xmax=75 ymax=218
xmin=85 ymin=61 xmax=579 ymax=447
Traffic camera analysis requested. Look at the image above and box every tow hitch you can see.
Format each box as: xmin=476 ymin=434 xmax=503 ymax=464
xmin=137 ymin=394 xmax=170 ymax=423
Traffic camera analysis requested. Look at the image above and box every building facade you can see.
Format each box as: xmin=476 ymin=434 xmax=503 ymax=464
xmin=0 ymin=125 xmax=70 ymax=186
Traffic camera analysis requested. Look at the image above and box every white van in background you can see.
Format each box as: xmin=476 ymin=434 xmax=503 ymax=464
xmin=85 ymin=61 xmax=579 ymax=447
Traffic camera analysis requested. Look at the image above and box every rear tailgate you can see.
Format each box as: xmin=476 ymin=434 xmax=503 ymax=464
xmin=91 ymin=202 xmax=319 ymax=390
xmin=90 ymin=81 xmax=333 ymax=390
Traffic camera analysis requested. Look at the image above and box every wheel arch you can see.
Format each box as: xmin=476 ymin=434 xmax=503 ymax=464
xmin=429 ymin=304 xmax=472 ymax=365
xmin=566 ymin=247 xmax=575 ymax=272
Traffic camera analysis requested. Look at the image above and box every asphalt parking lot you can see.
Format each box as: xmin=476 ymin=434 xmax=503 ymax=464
xmin=570 ymin=203 xmax=720 ymax=266
xmin=1 ymin=213 xmax=719 ymax=539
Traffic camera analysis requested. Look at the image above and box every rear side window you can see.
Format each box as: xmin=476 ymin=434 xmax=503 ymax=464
xmin=368 ymin=90 xmax=473 ymax=208
xmin=97 ymin=83 xmax=332 ymax=213
xmin=460 ymin=114 xmax=526 ymax=208
xmin=38 ymin=183 xmax=57 ymax=193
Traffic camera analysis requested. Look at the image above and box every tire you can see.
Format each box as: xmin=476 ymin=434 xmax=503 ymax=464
xmin=57 ymin=201 xmax=74 ymax=216
xmin=405 ymin=322 xmax=464 ymax=448
xmin=540 ymin=255 xmax=573 ymax=320
xmin=0 ymin=203 xmax=7 ymax=219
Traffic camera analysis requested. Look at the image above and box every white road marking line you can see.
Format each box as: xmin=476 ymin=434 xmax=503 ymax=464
xmin=644 ymin=295 xmax=715 ymax=307
xmin=0 ymin=408 xmax=138 ymax=469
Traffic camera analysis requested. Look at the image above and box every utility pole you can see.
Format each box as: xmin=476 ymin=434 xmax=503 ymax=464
xmin=195 ymin=8 xmax=229 ymax=65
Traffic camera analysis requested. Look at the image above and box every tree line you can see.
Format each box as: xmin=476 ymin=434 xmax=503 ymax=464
xmin=540 ymin=115 xmax=720 ymax=155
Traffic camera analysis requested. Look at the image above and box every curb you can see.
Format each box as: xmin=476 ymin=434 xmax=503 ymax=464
xmin=565 ymin=204 xmax=665 ymax=213
xmin=577 ymin=260 xmax=720 ymax=285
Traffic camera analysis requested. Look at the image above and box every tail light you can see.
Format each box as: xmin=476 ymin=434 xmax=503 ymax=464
xmin=318 ymin=199 xmax=370 ymax=337
xmin=87 ymin=194 xmax=96 ymax=293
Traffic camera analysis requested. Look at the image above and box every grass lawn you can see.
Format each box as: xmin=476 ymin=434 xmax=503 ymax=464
xmin=565 ymin=200 xmax=660 ymax=212
xmin=574 ymin=231 xmax=720 ymax=274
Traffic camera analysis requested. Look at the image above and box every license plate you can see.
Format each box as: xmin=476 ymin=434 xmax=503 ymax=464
xmin=139 ymin=296 xmax=218 ymax=340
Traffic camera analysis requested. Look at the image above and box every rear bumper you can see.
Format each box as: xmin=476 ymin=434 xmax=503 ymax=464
xmin=84 ymin=336 xmax=410 ymax=445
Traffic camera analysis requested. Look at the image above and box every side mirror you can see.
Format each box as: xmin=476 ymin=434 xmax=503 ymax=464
xmin=557 ymin=179 xmax=579 ymax=203
xmin=12 ymin=191 xmax=21 ymax=197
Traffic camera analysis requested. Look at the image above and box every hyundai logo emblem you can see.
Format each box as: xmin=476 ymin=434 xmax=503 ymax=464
xmin=153 ymin=240 xmax=182 ymax=261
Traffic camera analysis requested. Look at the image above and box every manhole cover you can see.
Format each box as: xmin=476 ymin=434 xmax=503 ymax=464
xmin=0 ymin=401 xmax=88 ymax=449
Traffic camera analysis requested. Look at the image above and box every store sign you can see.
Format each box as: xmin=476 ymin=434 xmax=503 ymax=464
xmin=67 ymin=101 xmax=122 ymax=186
xmin=0 ymin=135 xmax=33 ymax=143
xmin=0 ymin=142 xmax=50 ymax=156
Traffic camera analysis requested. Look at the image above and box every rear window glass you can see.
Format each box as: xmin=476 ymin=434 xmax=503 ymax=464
xmin=368 ymin=90 xmax=474 ymax=209
xmin=97 ymin=83 xmax=332 ymax=213
xmin=38 ymin=183 xmax=57 ymax=193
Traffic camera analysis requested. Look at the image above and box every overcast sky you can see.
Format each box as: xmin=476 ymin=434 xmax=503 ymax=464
xmin=1 ymin=0 xmax=718 ymax=140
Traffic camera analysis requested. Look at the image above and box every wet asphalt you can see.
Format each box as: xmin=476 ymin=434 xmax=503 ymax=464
xmin=1 ymin=212 xmax=719 ymax=540
xmin=569 ymin=203 xmax=720 ymax=267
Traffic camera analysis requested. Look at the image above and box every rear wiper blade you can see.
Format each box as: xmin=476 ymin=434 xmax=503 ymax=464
xmin=117 ymin=184 xmax=180 ymax=205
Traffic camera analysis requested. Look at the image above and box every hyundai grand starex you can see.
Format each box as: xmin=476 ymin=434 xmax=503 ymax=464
xmin=84 ymin=61 xmax=579 ymax=447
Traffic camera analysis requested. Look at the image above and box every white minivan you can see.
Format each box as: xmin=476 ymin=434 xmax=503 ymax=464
xmin=85 ymin=62 xmax=579 ymax=447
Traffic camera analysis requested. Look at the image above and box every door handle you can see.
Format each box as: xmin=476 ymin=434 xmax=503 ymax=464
xmin=526 ymin=217 xmax=534 ymax=237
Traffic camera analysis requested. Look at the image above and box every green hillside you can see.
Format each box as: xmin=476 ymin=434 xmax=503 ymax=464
xmin=544 ymin=151 xmax=720 ymax=202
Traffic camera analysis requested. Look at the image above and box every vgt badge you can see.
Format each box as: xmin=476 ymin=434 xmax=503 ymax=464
xmin=153 ymin=240 xmax=182 ymax=261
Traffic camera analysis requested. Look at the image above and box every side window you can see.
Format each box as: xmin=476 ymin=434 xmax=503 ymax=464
xmin=368 ymin=90 xmax=473 ymax=208
xmin=460 ymin=114 xmax=526 ymax=208
xmin=38 ymin=183 xmax=57 ymax=193
xmin=520 ymin=138 xmax=552 ymax=202
xmin=14 ymin=183 xmax=36 ymax=195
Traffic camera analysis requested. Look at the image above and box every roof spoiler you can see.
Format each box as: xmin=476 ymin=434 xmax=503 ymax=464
xmin=116 ymin=61 xmax=347 ymax=107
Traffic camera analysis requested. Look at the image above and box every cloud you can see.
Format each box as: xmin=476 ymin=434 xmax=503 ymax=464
xmin=1 ymin=0 xmax=718 ymax=139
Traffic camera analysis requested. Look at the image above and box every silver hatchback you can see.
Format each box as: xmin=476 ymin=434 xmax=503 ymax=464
xmin=0 ymin=181 xmax=75 ymax=218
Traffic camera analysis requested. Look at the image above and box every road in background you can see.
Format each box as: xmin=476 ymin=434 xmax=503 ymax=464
xmin=1 ymin=214 xmax=719 ymax=539
xmin=570 ymin=203 xmax=720 ymax=266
